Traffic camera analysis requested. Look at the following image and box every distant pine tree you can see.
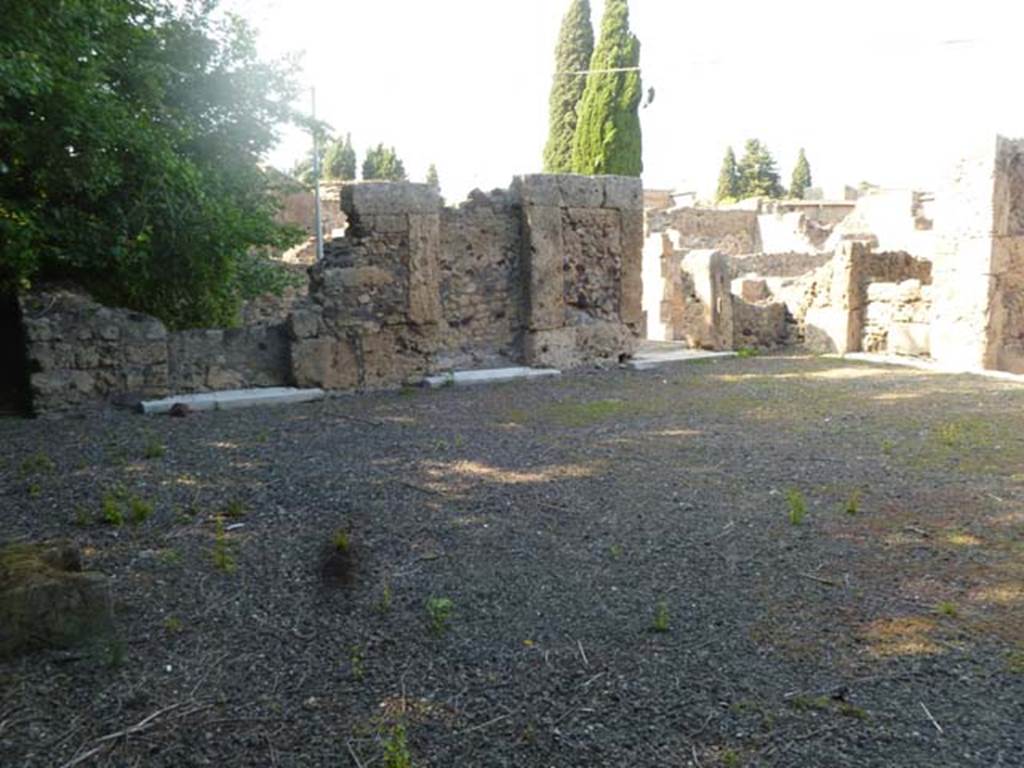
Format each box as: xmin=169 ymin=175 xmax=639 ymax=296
xmin=570 ymin=0 xmax=642 ymax=177
xmin=715 ymin=146 xmax=740 ymax=203
xmin=426 ymin=163 xmax=440 ymax=189
xmin=789 ymin=148 xmax=812 ymax=199
xmin=362 ymin=144 xmax=407 ymax=181
xmin=542 ymin=0 xmax=594 ymax=173
xmin=737 ymin=139 xmax=784 ymax=199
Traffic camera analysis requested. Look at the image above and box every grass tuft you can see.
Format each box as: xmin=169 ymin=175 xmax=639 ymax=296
xmin=786 ymin=488 xmax=807 ymax=525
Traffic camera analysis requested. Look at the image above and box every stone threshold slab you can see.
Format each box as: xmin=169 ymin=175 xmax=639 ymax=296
xmin=140 ymin=387 xmax=325 ymax=414
xmin=629 ymin=350 xmax=737 ymax=371
xmin=840 ymin=353 xmax=1024 ymax=384
xmin=422 ymin=367 xmax=561 ymax=389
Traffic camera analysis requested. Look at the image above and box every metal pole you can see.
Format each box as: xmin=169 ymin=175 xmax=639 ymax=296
xmin=311 ymin=87 xmax=324 ymax=262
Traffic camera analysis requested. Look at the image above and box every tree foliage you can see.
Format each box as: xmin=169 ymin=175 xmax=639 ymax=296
xmin=542 ymin=0 xmax=594 ymax=173
xmin=736 ymin=139 xmax=784 ymax=199
xmin=362 ymin=144 xmax=407 ymax=181
xmin=715 ymin=146 xmax=740 ymax=203
xmin=570 ymin=0 xmax=642 ymax=177
xmin=789 ymin=148 xmax=812 ymax=199
xmin=0 ymin=0 xmax=304 ymax=329
xmin=324 ymin=133 xmax=357 ymax=181
xmin=425 ymin=163 xmax=440 ymax=189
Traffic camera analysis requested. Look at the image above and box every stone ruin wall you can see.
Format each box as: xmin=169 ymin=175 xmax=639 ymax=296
xmin=642 ymin=137 xmax=1024 ymax=370
xmin=20 ymin=175 xmax=643 ymax=414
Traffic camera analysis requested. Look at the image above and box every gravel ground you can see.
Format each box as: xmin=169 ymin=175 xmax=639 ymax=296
xmin=2 ymin=353 xmax=1023 ymax=767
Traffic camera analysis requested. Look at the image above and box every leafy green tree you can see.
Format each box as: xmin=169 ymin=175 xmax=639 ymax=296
xmin=737 ymin=139 xmax=784 ymax=199
xmin=542 ymin=0 xmax=594 ymax=173
xmin=325 ymin=133 xmax=357 ymax=181
xmin=0 ymin=0 xmax=303 ymax=329
xmin=715 ymin=146 xmax=740 ymax=203
xmin=425 ymin=163 xmax=440 ymax=189
xmin=362 ymin=144 xmax=407 ymax=181
xmin=789 ymin=148 xmax=812 ymax=199
xmin=570 ymin=0 xmax=642 ymax=177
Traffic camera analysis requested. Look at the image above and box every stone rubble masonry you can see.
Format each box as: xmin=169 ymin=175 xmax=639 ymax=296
xmin=20 ymin=291 xmax=294 ymax=414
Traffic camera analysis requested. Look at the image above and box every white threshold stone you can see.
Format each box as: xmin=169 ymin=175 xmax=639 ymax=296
xmin=422 ymin=367 xmax=561 ymax=389
xmin=629 ymin=349 xmax=737 ymax=371
xmin=841 ymin=353 xmax=1024 ymax=384
xmin=140 ymin=387 xmax=325 ymax=415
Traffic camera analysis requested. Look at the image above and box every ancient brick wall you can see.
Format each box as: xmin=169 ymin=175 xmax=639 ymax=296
xmin=646 ymin=207 xmax=760 ymax=256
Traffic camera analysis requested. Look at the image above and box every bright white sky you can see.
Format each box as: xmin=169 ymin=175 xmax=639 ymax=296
xmin=230 ymin=0 xmax=1024 ymax=201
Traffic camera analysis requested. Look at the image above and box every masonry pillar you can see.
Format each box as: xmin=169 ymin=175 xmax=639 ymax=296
xmin=930 ymin=135 xmax=1024 ymax=372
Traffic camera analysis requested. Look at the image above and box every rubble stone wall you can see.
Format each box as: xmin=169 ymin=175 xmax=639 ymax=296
xmin=20 ymin=292 xmax=292 ymax=413
xmin=646 ymin=207 xmax=761 ymax=256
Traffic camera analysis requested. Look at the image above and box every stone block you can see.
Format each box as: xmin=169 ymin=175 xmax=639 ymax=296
xmin=287 ymin=306 xmax=323 ymax=340
xmin=619 ymin=209 xmax=644 ymax=331
xmin=523 ymin=327 xmax=578 ymax=368
xmin=740 ymin=279 xmax=771 ymax=303
xmin=407 ymin=214 xmax=443 ymax=326
xmin=125 ymin=341 xmax=167 ymax=366
xmin=557 ymin=175 xmax=604 ymax=208
xmin=522 ymin=205 xmax=565 ymax=331
xmin=340 ymin=182 xmax=441 ymax=216
xmin=0 ymin=541 xmax=112 ymax=658
xmin=290 ymin=337 xmax=359 ymax=390
xmin=887 ymin=322 xmax=930 ymax=356
xmin=575 ymin=321 xmax=636 ymax=363
xmin=804 ymin=307 xmax=852 ymax=354
xmin=601 ymin=176 xmax=644 ymax=210
xmin=512 ymin=175 xmax=564 ymax=207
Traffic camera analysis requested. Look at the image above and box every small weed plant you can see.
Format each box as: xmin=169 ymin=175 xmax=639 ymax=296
xmin=142 ymin=438 xmax=165 ymax=459
xmin=378 ymin=581 xmax=393 ymax=613
xmin=845 ymin=490 xmax=861 ymax=516
xmin=936 ymin=601 xmax=959 ymax=618
xmin=652 ymin=600 xmax=670 ymax=633
xmin=101 ymin=492 xmax=125 ymax=526
xmin=736 ymin=347 xmax=759 ymax=359
xmin=224 ymin=499 xmax=246 ymax=519
xmin=786 ymin=489 xmax=807 ymax=525
xmin=129 ymin=496 xmax=153 ymax=526
xmin=349 ymin=644 xmax=365 ymax=679
xmin=20 ymin=451 xmax=55 ymax=476
xmin=426 ymin=597 xmax=453 ymax=635
xmin=212 ymin=516 xmax=237 ymax=573
xmin=382 ymin=723 xmax=412 ymax=768
xmin=332 ymin=529 xmax=351 ymax=553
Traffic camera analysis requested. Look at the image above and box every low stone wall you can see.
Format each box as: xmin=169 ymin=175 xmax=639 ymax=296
xmin=20 ymin=292 xmax=293 ymax=413
xmin=20 ymin=175 xmax=643 ymax=414
xmin=646 ymin=207 xmax=761 ymax=256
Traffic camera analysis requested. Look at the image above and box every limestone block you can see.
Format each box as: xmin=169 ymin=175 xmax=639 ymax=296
xmin=733 ymin=299 xmax=787 ymax=348
xmin=340 ymin=182 xmax=441 ymax=216
xmin=0 ymin=540 xmax=112 ymax=658
xmin=68 ymin=370 xmax=95 ymax=395
xmin=523 ymin=327 xmax=578 ymax=368
xmin=512 ymin=175 xmax=563 ymax=207
xmin=74 ymin=347 xmax=100 ymax=369
xmin=740 ymin=279 xmax=771 ymax=303
xmin=601 ymin=176 xmax=644 ymax=210
xmin=322 ymin=266 xmax=395 ymax=293
xmin=98 ymin=324 xmax=120 ymax=341
xmin=557 ymin=175 xmax=604 ymax=208
xmin=287 ymin=306 xmax=322 ymax=340
xmin=887 ymin=322 xmax=930 ymax=357
xmin=522 ymin=205 xmax=565 ymax=331
xmin=618 ymin=209 xmax=644 ymax=332
xmin=575 ymin=321 xmax=636 ymax=362
xmin=23 ymin=318 xmax=53 ymax=342
xmin=992 ymin=136 xmax=1024 ymax=237
xmin=290 ymin=337 xmax=359 ymax=390
xmin=407 ymin=213 xmax=443 ymax=326
xmin=368 ymin=214 xmax=408 ymax=233
xmin=990 ymin=235 xmax=1024 ymax=275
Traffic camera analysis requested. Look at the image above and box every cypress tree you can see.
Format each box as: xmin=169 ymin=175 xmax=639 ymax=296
xmin=570 ymin=0 xmax=642 ymax=177
xmin=737 ymin=139 xmax=783 ymax=199
xmin=426 ymin=163 xmax=440 ymax=189
xmin=324 ymin=133 xmax=357 ymax=181
xmin=542 ymin=0 xmax=594 ymax=173
xmin=789 ymin=148 xmax=812 ymax=199
xmin=715 ymin=146 xmax=740 ymax=203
